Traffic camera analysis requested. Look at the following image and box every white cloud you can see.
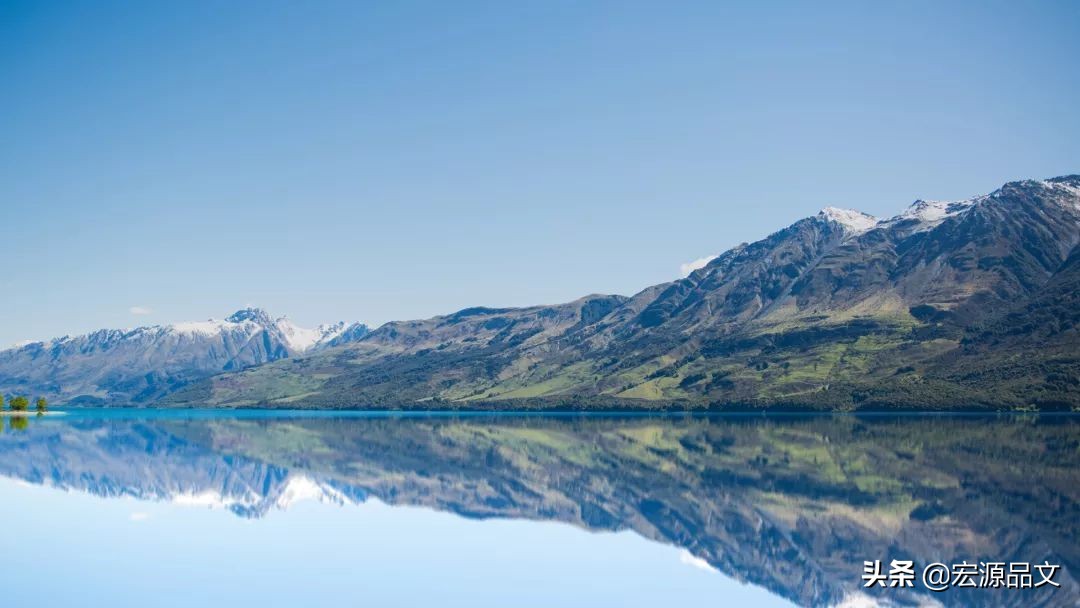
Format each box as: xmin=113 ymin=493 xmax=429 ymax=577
xmin=679 ymin=549 xmax=717 ymax=572
xmin=680 ymin=255 xmax=717 ymax=277
xmin=129 ymin=306 xmax=153 ymax=316
xmin=129 ymin=512 xmax=150 ymax=522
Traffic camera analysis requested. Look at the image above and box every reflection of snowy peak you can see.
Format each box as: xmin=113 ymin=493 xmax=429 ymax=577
xmin=0 ymin=308 xmax=369 ymax=405
xmin=0 ymin=414 xmax=1074 ymax=608
xmin=0 ymin=418 xmax=366 ymax=519
xmin=171 ymin=476 xmax=360 ymax=516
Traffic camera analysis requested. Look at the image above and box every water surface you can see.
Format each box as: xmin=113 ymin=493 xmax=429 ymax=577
xmin=0 ymin=411 xmax=1076 ymax=607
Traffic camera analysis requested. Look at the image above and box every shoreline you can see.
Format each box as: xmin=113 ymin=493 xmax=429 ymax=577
xmin=0 ymin=411 xmax=66 ymax=417
xmin=35 ymin=408 xmax=1080 ymax=418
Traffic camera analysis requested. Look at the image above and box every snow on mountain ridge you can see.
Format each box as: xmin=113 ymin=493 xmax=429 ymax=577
xmin=166 ymin=310 xmax=363 ymax=353
xmin=1040 ymin=177 xmax=1080 ymax=212
xmin=883 ymin=177 xmax=1079 ymax=229
xmin=171 ymin=319 xmax=246 ymax=338
xmin=1 ymin=309 xmax=366 ymax=354
xmin=815 ymin=186 xmax=1002 ymax=237
xmin=274 ymin=318 xmax=353 ymax=352
xmin=817 ymin=207 xmax=879 ymax=234
xmin=892 ymin=196 xmax=985 ymax=228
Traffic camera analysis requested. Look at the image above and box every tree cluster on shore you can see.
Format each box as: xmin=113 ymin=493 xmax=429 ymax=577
xmin=1 ymin=395 xmax=48 ymax=413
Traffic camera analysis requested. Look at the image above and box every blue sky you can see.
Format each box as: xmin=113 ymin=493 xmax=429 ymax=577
xmin=1 ymin=0 xmax=1078 ymax=345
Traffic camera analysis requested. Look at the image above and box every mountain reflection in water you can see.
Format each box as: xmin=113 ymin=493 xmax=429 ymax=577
xmin=0 ymin=412 xmax=1076 ymax=607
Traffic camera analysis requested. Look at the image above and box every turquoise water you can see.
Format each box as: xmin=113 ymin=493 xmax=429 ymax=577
xmin=0 ymin=411 xmax=1076 ymax=607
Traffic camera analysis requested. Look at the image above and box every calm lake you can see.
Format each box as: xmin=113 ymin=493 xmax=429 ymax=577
xmin=0 ymin=411 xmax=1076 ymax=607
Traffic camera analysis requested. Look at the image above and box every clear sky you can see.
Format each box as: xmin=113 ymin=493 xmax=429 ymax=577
xmin=1 ymin=0 xmax=1078 ymax=345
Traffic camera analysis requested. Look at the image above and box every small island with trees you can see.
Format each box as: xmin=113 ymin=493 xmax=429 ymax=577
xmin=1 ymin=395 xmax=54 ymax=416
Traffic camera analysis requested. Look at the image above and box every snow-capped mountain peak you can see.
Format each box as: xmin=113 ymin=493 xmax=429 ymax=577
xmin=273 ymin=318 xmax=354 ymax=352
xmin=817 ymin=207 xmax=879 ymax=234
xmin=1039 ymin=176 xmax=1080 ymax=212
xmin=894 ymin=197 xmax=983 ymax=226
xmin=0 ymin=308 xmax=370 ymax=405
xmin=161 ymin=309 xmax=365 ymax=353
xmin=225 ymin=307 xmax=275 ymax=325
xmin=171 ymin=318 xmax=248 ymax=338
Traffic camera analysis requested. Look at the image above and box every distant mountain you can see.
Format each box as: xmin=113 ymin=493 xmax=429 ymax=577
xmin=160 ymin=175 xmax=1080 ymax=410
xmin=0 ymin=308 xmax=368 ymax=405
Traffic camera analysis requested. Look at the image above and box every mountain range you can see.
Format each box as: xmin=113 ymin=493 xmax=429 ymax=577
xmin=0 ymin=308 xmax=368 ymax=405
xmin=3 ymin=175 xmax=1078 ymax=410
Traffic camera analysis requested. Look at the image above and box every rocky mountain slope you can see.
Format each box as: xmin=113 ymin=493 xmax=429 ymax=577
xmin=0 ymin=308 xmax=368 ymax=405
xmin=7 ymin=175 xmax=1078 ymax=410
xmin=161 ymin=175 xmax=1080 ymax=410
